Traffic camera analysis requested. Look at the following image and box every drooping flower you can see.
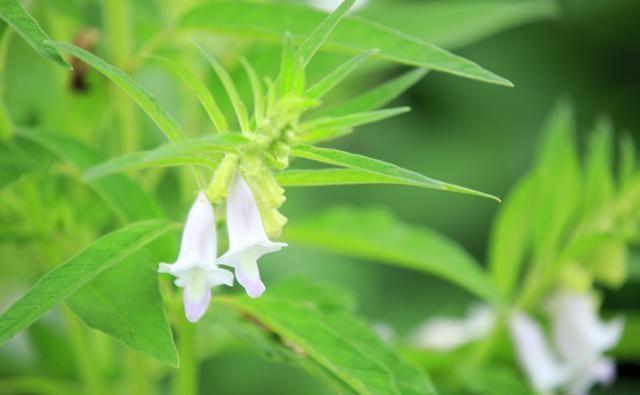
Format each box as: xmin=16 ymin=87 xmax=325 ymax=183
xmin=547 ymin=291 xmax=624 ymax=395
xmin=219 ymin=174 xmax=286 ymax=298
xmin=410 ymin=304 xmax=495 ymax=351
xmin=509 ymin=290 xmax=624 ymax=395
xmin=159 ymin=192 xmax=233 ymax=323
xmin=509 ymin=312 xmax=569 ymax=393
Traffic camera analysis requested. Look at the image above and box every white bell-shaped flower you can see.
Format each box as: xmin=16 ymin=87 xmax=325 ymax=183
xmin=509 ymin=312 xmax=570 ymax=393
xmin=159 ymin=192 xmax=233 ymax=323
xmin=547 ymin=291 xmax=624 ymax=395
xmin=219 ymin=174 xmax=286 ymax=298
xmin=410 ymin=304 xmax=495 ymax=351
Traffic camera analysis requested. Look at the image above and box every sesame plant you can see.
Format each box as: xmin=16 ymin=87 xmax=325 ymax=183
xmin=2 ymin=0 xmax=636 ymax=395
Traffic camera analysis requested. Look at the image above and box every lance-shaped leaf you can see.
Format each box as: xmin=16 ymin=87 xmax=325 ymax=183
xmin=48 ymin=42 xmax=185 ymax=143
xmin=291 ymin=144 xmax=500 ymax=201
xmin=488 ymin=174 xmax=536 ymax=298
xmin=277 ymin=32 xmax=304 ymax=95
xmin=83 ymin=135 xmax=247 ymax=181
xmin=298 ymin=107 xmax=409 ymax=135
xmin=194 ymin=42 xmax=251 ymax=133
xmin=215 ymin=279 xmax=437 ymax=395
xmin=297 ymin=0 xmax=356 ymax=66
xmin=146 ymin=54 xmax=228 ymax=133
xmin=179 ymin=1 xmax=512 ymax=86
xmin=0 ymin=221 xmax=177 ymax=346
xmin=276 ymin=168 xmax=416 ymax=187
xmin=305 ymin=49 xmax=376 ymax=100
xmin=68 ymin=250 xmax=179 ymax=366
xmin=619 ymin=134 xmax=636 ymax=189
xmin=583 ymin=117 xmax=614 ymax=215
xmin=0 ymin=0 xmax=69 ymax=68
xmin=284 ymin=208 xmax=502 ymax=305
xmin=319 ymin=68 xmax=428 ymax=117
xmin=359 ymin=0 xmax=559 ymax=50
xmin=240 ymin=57 xmax=265 ymax=126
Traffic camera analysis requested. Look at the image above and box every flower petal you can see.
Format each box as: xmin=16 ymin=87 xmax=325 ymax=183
xmin=235 ymin=256 xmax=265 ymax=298
xmin=183 ymin=287 xmax=211 ymax=323
xmin=226 ymin=175 xmax=271 ymax=252
xmin=509 ymin=312 xmax=569 ymax=392
xmin=175 ymin=192 xmax=217 ymax=267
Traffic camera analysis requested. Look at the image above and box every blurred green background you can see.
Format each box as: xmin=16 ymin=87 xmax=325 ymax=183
xmin=2 ymin=0 xmax=639 ymax=394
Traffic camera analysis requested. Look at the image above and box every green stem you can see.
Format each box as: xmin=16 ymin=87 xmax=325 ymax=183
xmin=102 ymin=0 xmax=138 ymax=153
xmin=127 ymin=351 xmax=152 ymax=395
xmin=0 ymin=26 xmax=13 ymax=141
xmin=62 ymin=307 xmax=103 ymax=395
xmin=174 ymin=319 xmax=198 ymax=395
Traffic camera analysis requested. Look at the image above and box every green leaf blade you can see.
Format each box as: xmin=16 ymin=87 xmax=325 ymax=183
xmin=0 ymin=220 xmax=177 ymax=346
xmin=0 ymin=0 xmax=69 ymax=68
xmin=83 ymin=135 xmax=246 ymax=181
xmin=318 ymin=68 xmax=428 ymax=117
xmin=194 ymin=42 xmax=251 ymax=133
xmin=284 ymin=208 xmax=502 ymax=305
xmin=48 ymin=42 xmax=185 ymax=143
xmin=291 ymin=144 xmax=500 ymax=201
xmin=69 ymin=251 xmax=178 ymax=366
xmin=298 ymin=107 xmax=409 ymax=136
xmin=179 ymin=1 xmax=512 ymax=86
xmin=297 ymin=0 xmax=356 ymax=66
xmin=146 ymin=54 xmax=229 ymax=133
xmin=305 ymin=49 xmax=376 ymax=100
xmin=218 ymin=280 xmax=437 ymax=395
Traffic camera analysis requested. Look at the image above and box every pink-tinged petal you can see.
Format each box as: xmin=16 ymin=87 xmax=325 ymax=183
xmin=183 ymin=288 xmax=211 ymax=323
xmin=226 ymin=175 xmax=269 ymax=251
xmin=222 ymin=174 xmax=286 ymax=298
xmin=235 ymin=258 xmax=265 ymax=299
xmin=509 ymin=313 xmax=569 ymax=392
xmin=175 ymin=192 xmax=217 ymax=267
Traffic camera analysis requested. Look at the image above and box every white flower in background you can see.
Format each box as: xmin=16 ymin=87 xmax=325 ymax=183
xmin=219 ymin=174 xmax=286 ymax=298
xmin=547 ymin=291 xmax=624 ymax=395
xmin=509 ymin=290 xmax=624 ymax=395
xmin=159 ymin=192 xmax=233 ymax=323
xmin=509 ymin=313 xmax=570 ymax=393
xmin=309 ymin=0 xmax=369 ymax=13
xmin=410 ymin=304 xmax=495 ymax=351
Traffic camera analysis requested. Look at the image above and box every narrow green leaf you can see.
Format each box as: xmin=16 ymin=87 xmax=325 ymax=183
xmin=179 ymin=2 xmax=512 ymax=86
xmin=240 ymin=57 xmax=265 ymax=126
xmin=217 ymin=279 xmax=437 ymax=395
xmin=194 ymin=42 xmax=251 ymax=133
xmin=298 ymin=107 xmax=409 ymax=135
xmin=488 ymin=174 xmax=536 ymax=298
xmin=0 ymin=220 xmax=177 ymax=346
xmin=277 ymin=32 xmax=302 ymax=95
xmin=291 ymin=144 xmax=500 ymax=201
xmin=305 ymin=49 xmax=376 ymax=100
xmin=69 ymin=251 xmax=179 ymax=366
xmin=359 ymin=0 xmax=559 ymax=50
xmin=619 ymin=134 xmax=636 ymax=189
xmin=276 ymin=168 xmax=420 ymax=187
xmin=83 ymin=135 xmax=246 ymax=181
xmin=146 ymin=54 xmax=228 ymax=133
xmin=319 ymin=68 xmax=428 ymax=117
xmin=583 ymin=117 xmax=614 ymax=215
xmin=532 ymin=102 xmax=581 ymax=257
xmin=284 ymin=208 xmax=502 ymax=305
xmin=0 ymin=0 xmax=69 ymax=68
xmin=48 ymin=42 xmax=185 ymax=143
xmin=296 ymin=128 xmax=352 ymax=144
xmin=297 ymin=0 xmax=356 ymax=66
